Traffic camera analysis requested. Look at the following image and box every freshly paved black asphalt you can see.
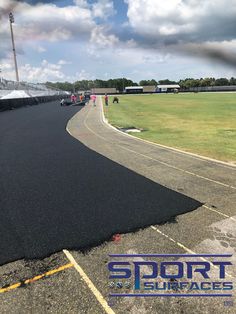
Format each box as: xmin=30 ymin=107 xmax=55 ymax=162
xmin=0 ymin=101 xmax=202 ymax=265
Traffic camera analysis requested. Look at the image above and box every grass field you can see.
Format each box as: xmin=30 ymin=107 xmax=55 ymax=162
xmin=104 ymin=93 xmax=236 ymax=162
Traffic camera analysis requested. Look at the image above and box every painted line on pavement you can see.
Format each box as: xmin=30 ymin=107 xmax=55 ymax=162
xmin=203 ymin=205 xmax=236 ymax=222
xmin=83 ymin=104 xmax=236 ymax=221
xmin=150 ymin=226 xmax=233 ymax=278
xmin=67 ymin=104 xmax=236 ymax=226
xmin=0 ymin=263 xmax=73 ymax=293
xmin=63 ymin=249 xmax=116 ymax=314
xmin=83 ymin=101 xmax=236 ymax=190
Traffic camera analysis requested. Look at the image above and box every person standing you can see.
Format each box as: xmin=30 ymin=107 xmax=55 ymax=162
xmin=71 ymin=94 xmax=77 ymax=104
xmin=104 ymin=93 xmax=109 ymax=106
xmin=90 ymin=94 xmax=97 ymax=106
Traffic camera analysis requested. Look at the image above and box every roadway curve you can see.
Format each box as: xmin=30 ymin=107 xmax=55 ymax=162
xmin=0 ymin=101 xmax=201 ymax=265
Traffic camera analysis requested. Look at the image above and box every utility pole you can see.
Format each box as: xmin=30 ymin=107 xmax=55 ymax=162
xmin=9 ymin=12 xmax=19 ymax=83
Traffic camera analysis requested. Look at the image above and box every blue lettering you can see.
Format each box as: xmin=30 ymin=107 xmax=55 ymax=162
xmin=134 ymin=262 xmax=158 ymax=290
xmin=212 ymin=262 xmax=232 ymax=279
xmin=186 ymin=262 xmax=210 ymax=279
xmin=108 ymin=262 xmax=131 ymax=279
xmin=160 ymin=262 xmax=183 ymax=279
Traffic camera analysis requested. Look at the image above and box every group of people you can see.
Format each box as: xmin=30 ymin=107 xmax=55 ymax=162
xmin=60 ymin=93 xmax=86 ymax=106
xmin=89 ymin=94 xmax=119 ymax=107
xmin=70 ymin=94 xmax=85 ymax=103
xmin=61 ymin=93 xmax=119 ymax=107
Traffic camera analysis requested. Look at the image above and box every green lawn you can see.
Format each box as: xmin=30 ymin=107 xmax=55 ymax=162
xmin=104 ymin=93 xmax=236 ymax=162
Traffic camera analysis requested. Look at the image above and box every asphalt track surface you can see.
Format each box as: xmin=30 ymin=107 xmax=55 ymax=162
xmin=0 ymin=101 xmax=202 ymax=265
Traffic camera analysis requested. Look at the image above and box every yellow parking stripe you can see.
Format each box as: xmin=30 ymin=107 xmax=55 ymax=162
xmin=0 ymin=263 xmax=73 ymax=293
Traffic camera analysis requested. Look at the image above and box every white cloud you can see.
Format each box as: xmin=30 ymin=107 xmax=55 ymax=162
xmin=123 ymin=0 xmax=236 ymax=68
xmin=76 ymin=69 xmax=94 ymax=80
xmin=90 ymin=25 xmax=119 ymax=48
xmin=114 ymin=47 xmax=170 ymax=67
xmin=58 ymin=60 xmax=72 ymax=65
xmin=73 ymin=0 xmax=89 ymax=8
xmin=92 ymin=0 xmax=115 ymax=19
xmin=125 ymin=0 xmax=236 ymax=43
xmin=36 ymin=46 xmax=46 ymax=53
xmin=0 ymin=60 xmax=13 ymax=71
xmin=86 ymin=45 xmax=101 ymax=59
xmin=0 ymin=0 xmax=95 ymax=45
xmin=1 ymin=58 xmax=67 ymax=82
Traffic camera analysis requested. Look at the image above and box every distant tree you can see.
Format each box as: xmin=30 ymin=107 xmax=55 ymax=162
xmin=45 ymin=81 xmax=74 ymax=92
xmin=209 ymin=77 xmax=216 ymax=86
xmin=139 ymin=80 xmax=148 ymax=86
xmin=179 ymin=78 xmax=198 ymax=89
xmin=44 ymin=76 xmax=234 ymax=92
xmin=229 ymin=77 xmax=236 ymax=85
xmin=139 ymin=79 xmax=157 ymax=86
xmin=158 ymin=79 xmax=177 ymax=85
xmin=200 ymin=78 xmax=211 ymax=87
xmin=215 ymin=78 xmax=229 ymax=86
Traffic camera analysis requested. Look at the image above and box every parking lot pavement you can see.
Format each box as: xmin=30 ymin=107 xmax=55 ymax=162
xmin=0 ymin=251 xmax=108 ymax=314
xmin=62 ymin=218 xmax=235 ymax=314
xmin=1 ymin=209 xmax=235 ymax=314
xmin=0 ymin=98 xmax=235 ymax=313
xmin=64 ymin=97 xmax=236 ymax=313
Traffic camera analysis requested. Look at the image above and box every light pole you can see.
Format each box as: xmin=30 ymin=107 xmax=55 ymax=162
xmin=9 ymin=12 xmax=19 ymax=83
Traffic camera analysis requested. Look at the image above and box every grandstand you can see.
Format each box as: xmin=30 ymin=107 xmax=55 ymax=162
xmin=0 ymin=77 xmax=68 ymax=99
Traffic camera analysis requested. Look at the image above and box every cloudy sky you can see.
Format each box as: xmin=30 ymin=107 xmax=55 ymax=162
xmin=0 ymin=0 xmax=236 ymax=82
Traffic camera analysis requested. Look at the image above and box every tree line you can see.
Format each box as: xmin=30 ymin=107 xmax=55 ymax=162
xmin=46 ymin=77 xmax=236 ymax=92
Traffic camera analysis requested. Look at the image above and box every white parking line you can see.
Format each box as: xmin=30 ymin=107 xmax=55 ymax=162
xmin=150 ymin=226 xmax=233 ymax=278
xmin=63 ymin=249 xmax=116 ymax=314
xmin=203 ymin=205 xmax=236 ymax=222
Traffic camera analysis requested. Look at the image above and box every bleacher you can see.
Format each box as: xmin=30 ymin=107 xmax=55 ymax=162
xmin=0 ymin=78 xmax=67 ymax=99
